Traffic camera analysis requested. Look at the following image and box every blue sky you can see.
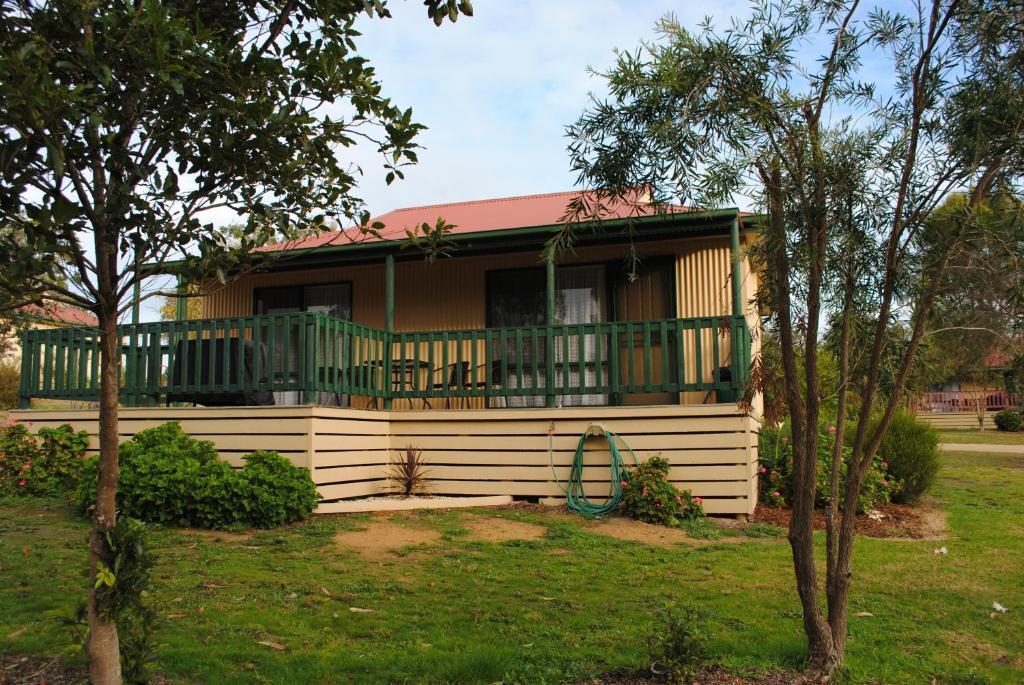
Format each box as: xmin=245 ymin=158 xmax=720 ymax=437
xmin=344 ymin=0 xmax=755 ymax=215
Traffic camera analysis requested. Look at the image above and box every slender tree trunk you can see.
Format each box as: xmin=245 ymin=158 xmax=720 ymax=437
xmin=87 ymin=310 xmax=122 ymax=685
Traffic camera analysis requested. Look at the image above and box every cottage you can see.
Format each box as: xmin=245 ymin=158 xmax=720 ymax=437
xmin=14 ymin=191 xmax=763 ymax=516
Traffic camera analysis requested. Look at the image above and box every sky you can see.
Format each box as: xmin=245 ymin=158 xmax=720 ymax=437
xmin=341 ymin=0 xmax=754 ymax=215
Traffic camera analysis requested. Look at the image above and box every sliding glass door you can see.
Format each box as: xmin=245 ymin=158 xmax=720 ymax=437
xmin=486 ymin=265 xmax=607 ymax=407
xmin=254 ymin=282 xmax=352 ymax=405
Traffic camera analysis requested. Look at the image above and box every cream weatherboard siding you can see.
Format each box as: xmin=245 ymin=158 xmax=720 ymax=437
xmin=13 ymin=403 xmax=760 ymax=516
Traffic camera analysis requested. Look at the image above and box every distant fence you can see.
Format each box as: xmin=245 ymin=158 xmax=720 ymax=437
xmin=910 ymin=390 xmax=1016 ymax=414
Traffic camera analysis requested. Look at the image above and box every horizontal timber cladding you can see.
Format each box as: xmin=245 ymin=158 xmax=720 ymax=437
xmin=913 ymin=411 xmax=995 ymax=430
xmin=10 ymin=406 xmax=317 ymax=469
xmin=380 ymin=405 xmax=759 ymax=516
xmin=12 ymin=403 xmax=761 ymax=516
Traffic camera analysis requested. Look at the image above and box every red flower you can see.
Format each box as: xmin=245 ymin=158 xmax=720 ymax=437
xmin=695 ymin=497 xmax=703 ymax=504
xmin=18 ymin=480 xmax=26 ymax=487
xmin=620 ymin=481 xmax=628 ymax=488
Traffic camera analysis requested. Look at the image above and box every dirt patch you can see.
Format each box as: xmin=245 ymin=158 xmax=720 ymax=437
xmin=582 ymin=516 xmax=693 ymax=548
xmin=752 ymin=502 xmax=947 ymax=540
xmin=461 ymin=514 xmax=546 ymax=543
xmin=582 ymin=665 xmax=813 ymax=684
xmin=333 ymin=517 xmax=441 ymax=559
xmin=0 ymin=654 xmax=88 ymax=685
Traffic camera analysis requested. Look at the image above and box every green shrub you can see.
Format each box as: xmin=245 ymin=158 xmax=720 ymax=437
xmin=621 ymin=456 xmax=704 ymax=527
xmin=77 ymin=422 xmax=318 ymax=529
xmin=873 ymin=410 xmax=940 ymax=504
xmin=994 ymin=409 xmax=1023 ymax=432
xmin=0 ymin=421 xmax=88 ymax=496
xmin=758 ymin=422 xmax=898 ymax=512
xmin=235 ymin=451 xmax=319 ymax=528
xmin=0 ymin=362 xmax=19 ymax=409
xmin=646 ymin=605 xmax=711 ymax=683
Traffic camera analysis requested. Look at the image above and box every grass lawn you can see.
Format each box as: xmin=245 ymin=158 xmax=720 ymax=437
xmin=937 ymin=429 xmax=1024 ymax=445
xmin=1 ymin=450 xmax=1022 ymax=684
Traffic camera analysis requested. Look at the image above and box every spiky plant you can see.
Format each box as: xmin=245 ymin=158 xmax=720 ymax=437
xmin=386 ymin=445 xmax=430 ymax=498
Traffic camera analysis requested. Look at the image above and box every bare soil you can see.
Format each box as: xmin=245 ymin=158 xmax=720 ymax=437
xmin=752 ymin=502 xmax=948 ymax=540
xmin=333 ymin=517 xmax=441 ymax=559
xmin=582 ymin=515 xmax=695 ymax=547
xmin=460 ymin=514 xmax=546 ymax=542
xmin=0 ymin=655 xmax=86 ymax=685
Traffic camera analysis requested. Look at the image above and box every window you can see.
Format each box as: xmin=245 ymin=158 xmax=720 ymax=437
xmin=253 ymin=282 xmax=352 ymax=319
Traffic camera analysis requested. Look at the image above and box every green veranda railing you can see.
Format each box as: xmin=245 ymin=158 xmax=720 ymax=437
xmin=18 ymin=312 xmax=751 ymax=408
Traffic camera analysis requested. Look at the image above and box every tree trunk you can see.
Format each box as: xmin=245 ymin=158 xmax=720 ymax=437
xmin=87 ymin=311 xmax=122 ymax=685
xmin=788 ymin=457 xmax=840 ymax=676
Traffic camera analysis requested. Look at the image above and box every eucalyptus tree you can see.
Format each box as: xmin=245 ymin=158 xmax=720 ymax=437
xmin=0 ymin=1 xmax=471 ymax=682
xmin=563 ymin=0 xmax=1022 ymax=676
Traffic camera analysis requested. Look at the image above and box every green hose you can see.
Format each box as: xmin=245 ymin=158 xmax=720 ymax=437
xmin=550 ymin=423 xmax=637 ymax=518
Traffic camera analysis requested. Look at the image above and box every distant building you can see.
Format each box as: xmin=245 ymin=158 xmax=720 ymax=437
xmin=1 ymin=303 xmax=97 ymax=365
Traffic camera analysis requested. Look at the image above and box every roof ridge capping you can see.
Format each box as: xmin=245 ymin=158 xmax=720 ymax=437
xmin=390 ymin=189 xmax=589 ymax=213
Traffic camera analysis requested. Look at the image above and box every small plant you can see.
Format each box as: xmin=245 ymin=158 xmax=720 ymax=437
xmin=0 ymin=421 xmax=88 ymax=496
xmin=994 ymin=409 xmax=1023 ymax=432
xmin=386 ymin=445 xmax=431 ymax=497
xmin=647 ymin=605 xmax=711 ymax=684
xmin=94 ymin=516 xmax=158 ymax=684
xmin=620 ymin=456 xmax=704 ymax=527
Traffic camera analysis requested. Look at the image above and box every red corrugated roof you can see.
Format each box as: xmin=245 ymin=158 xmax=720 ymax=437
xmin=20 ymin=302 xmax=98 ymax=326
xmin=261 ymin=190 xmax=697 ymax=253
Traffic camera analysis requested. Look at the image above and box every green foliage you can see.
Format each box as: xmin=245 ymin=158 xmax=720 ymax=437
xmin=873 ymin=411 xmax=941 ymax=504
xmin=646 ymin=605 xmax=711 ymax=684
xmin=236 ymin=451 xmax=320 ymax=528
xmin=758 ymin=423 xmax=899 ymax=512
xmin=620 ymin=456 xmax=704 ymax=527
xmin=994 ymin=409 xmax=1023 ymax=432
xmin=94 ymin=516 xmax=157 ymax=685
xmin=0 ymin=362 xmax=19 ymax=409
xmin=77 ymin=422 xmax=317 ymax=529
xmin=0 ymin=421 xmax=88 ymax=496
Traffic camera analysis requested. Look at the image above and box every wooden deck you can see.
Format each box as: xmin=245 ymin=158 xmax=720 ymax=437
xmin=11 ymin=404 xmax=760 ymax=516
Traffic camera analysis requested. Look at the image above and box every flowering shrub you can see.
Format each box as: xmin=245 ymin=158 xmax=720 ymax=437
xmin=620 ymin=456 xmax=704 ymax=527
xmin=758 ymin=423 xmax=899 ymax=512
xmin=0 ymin=421 xmax=88 ymax=496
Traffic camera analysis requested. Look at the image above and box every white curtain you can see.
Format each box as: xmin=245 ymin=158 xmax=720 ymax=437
xmin=554 ymin=265 xmax=607 ymax=407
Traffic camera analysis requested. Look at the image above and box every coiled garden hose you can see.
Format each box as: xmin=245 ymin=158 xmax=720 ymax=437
xmin=549 ymin=422 xmax=637 ymax=518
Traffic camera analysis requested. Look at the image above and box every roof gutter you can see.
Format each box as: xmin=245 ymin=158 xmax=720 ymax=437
xmin=147 ymin=207 xmax=750 ymax=276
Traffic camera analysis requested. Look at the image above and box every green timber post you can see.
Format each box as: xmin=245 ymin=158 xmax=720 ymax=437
xmin=17 ymin=329 xmax=31 ymax=408
xmin=545 ymin=258 xmax=556 ymax=408
xmin=125 ymin=276 xmax=142 ymax=406
xmin=175 ymin=275 xmax=188 ymax=320
xmin=383 ymin=254 xmax=395 ymax=410
xmin=729 ymin=215 xmax=747 ymax=388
